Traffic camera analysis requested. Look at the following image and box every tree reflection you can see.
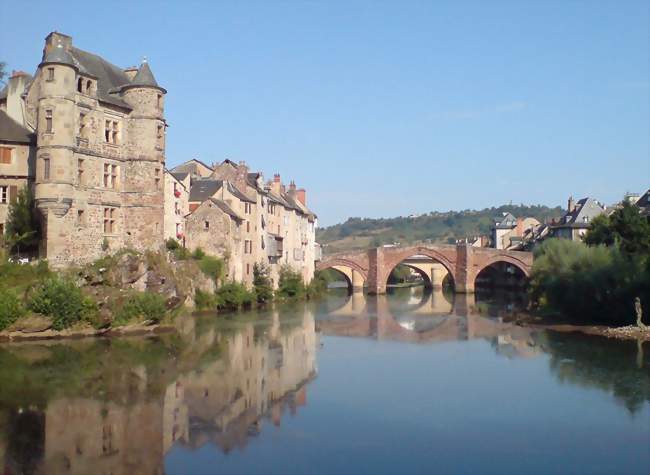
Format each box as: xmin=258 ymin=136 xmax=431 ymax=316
xmin=542 ymin=332 xmax=650 ymax=414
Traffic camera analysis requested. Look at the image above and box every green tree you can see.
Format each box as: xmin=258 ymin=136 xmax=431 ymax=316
xmin=584 ymin=201 xmax=650 ymax=255
xmin=253 ymin=263 xmax=274 ymax=303
xmin=5 ymin=186 xmax=41 ymax=256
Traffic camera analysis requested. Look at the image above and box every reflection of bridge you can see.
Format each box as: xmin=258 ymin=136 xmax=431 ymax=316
xmin=317 ymin=244 xmax=533 ymax=294
xmin=318 ymin=290 xmax=538 ymax=350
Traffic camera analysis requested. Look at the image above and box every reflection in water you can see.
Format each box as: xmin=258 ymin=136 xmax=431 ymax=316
xmin=0 ymin=289 xmax=648 ymax=474
xmin=0 ymin=310 xmax=317 ymax=475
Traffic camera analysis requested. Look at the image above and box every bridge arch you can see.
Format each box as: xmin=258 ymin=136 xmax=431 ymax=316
xmin=473 ymin=255 xmax=531 ymax=289
xmin=382 ymin=247 xmax=457 ymax=291
xmin=316 ymin=258 xmax=367 ymax=292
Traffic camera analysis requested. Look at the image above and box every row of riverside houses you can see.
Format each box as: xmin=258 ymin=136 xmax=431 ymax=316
xmin=485 ymin=191 xmax=649 ymax=251
xmin=165 ymin=159 xmax=318 ymax=288
xmin=0 ymin=31 xmax=318 ymax=288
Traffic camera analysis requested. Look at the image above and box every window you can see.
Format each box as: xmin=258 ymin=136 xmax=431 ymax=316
xmin=0 ymin=186 xmax=7 ymax=203
xmin=77 ymin=77 xmax=83 ymax=92
xmin=112 ymin=121 xmax=118 ymax=144
xmin=105 ymin=120 xmax=110 ymax=142
xmin=77 ymin=209 xmax=85 ymax=226
xmin=78 ymin=113 xmax=86 ymax=138
xmin=204 ymin=220 xmax=210 ymax=230
xmin=105 ymin=120 xmax=119 ymax=144
xmin=103 ymin=208 xmax=116 ymax=234
xmin=103 ymin=163 xmax=118 ymax=188
xmin=246 ymin=263 xmax=250 ymax=275
xmin=157 ymin=124 xmax=164 ymax=149
xmin=45 ymin=109 xmax=53 ymax=133
xmin=157 ymin=94 xmax=162 ymax=108
xmin=111 ymin=165 xmax=117 ymax=188
xmin=47 ymin=67 xmax=54 ymax=81
xmin=77 ymin=159 xmax=84 ymax=185
xmin=103 ymin=164 xmax=110 ymax=187
xmin=175 ymin=202 xmax=180 ymax=215
xmin=244 ymin=202 xmax=253 ymax=214
xmin=0 ymin=147 xmax=12 ymax=164
xmin=43 ymin=157 xmax=50 ymax=180
xmin=246 ymin=221 xmax=250 ymax=232
xmin=155 ymin=168 xmax=161 ymax=188
xmin=86 ymin=80 xmax=92 ymax=94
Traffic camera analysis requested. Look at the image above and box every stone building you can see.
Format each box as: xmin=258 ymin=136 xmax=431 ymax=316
xmin=0 ymin=105 xmax=36 ymax=238
xmin=551 ymin=196 xmax=605 ymax=241
xmin=491 ymin=212 xmax=541 ymax=250
xmin=164 ymin=170 xmax=190 ymax=242
xmin=172 ymin=159 xmax=317 ymax=287
xmin=1 ymin=31 xmax=167 ymax=265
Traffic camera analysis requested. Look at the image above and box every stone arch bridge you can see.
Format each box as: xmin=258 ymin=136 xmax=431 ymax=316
xmin=316 ymin=244 xmax=533 ymax=294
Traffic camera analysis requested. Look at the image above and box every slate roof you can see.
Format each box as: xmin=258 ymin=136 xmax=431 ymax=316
xmin=68 ymin=47 xmax=133 ymax=109
xmin=125 ymin=62 xmax=166 ymax=93
xmin=556 ymin=197 xmax=605 ymax=228
xmin=635 ymin=189 xmax=650 ymax=218
xmin=226 ymin=181 xmax=256 ymax=203
xmin=41 ymin=44 xmax=76 ymax=68
xmin=170 ymin=159 xmax=214 ymax=176
xmin=189 ymin=179 xmax=223 ymax=202
xmin=494 ymin=212 xmax=517 ymax=229
xmin=0 ymin=110 xmax=34 ymax=144
xmin=171 ymin=171 xmax=189 ymax=182
xmin=210 ymin=198 xmax=244 ymax=221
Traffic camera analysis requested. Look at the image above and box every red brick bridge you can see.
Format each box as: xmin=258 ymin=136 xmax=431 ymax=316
xmin=316 ymin=244 xmax=533 ymax=294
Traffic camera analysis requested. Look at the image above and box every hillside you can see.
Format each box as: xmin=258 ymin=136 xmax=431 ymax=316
xmin=316 ymin=204 xmax=564 ymax=255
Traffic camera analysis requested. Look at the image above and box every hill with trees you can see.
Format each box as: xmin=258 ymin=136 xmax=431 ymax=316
xmin=316 ymin=204 xmax=563 ymax=255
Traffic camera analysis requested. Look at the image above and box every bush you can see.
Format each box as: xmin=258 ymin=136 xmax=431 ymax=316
xmin=0 ymin=260 xmax=51 ymax=292
xmin=306 ymin=271 xmax=328 ymax=299
xmin=276 ymin=266 xmax=305 ymax=299
xmin=198 ymin=255 xmax=225 ymax=282
xmin=529 ymin=239 xmax=649 ymax=325
xmin=28 ymin=277 xmax=94 ymax=330
xmin=192 ymin=247 xmax=206 ymax=260
xmin=173 ymin=247 xmax=191 ymax=260
xmin=165 ymin=238 xmax=180 ymax=250
xmin=253 ymin=263 xmax=274 ymax=304
xmin=195 ymin=289 xmax=218 ymax=310
xmin=0 ymin=288 xmax=25 ymax=330
xmin=216 ymin=281 xmax=256 ymax=310
xmin=115 ymin=292 xmax=167 ymax=325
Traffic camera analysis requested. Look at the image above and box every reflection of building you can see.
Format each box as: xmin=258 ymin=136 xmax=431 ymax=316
xmin=0 ymin=311 xmax=317 ymax=474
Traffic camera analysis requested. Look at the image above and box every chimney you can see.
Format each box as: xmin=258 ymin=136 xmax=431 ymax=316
xmin=296 ymin=188 xmax=306 ymax=206
xmin=273 ymin=174 xmax=280 ymax=183
xmin=271 ymin=173 xmax=282 ymax=195
xmin=567 ymin=196 xmax=575 ymax=213
xmin=124 ymin=66 xmax=139 ymax=81
xmin=288 ymin=180 xmax=296 ymax=192
xmin=43 ymin=31 xmax=72 ymax=60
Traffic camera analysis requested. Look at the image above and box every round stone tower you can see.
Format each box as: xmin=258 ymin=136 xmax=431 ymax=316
xmin=119 ymin=60 xmax=167 ymax=250
xmin=35 ymin=41 xmax=78 ymax=261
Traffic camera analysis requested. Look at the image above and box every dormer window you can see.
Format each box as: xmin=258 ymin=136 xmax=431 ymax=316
xmin=77 ymin=77 xmax=83 ymax=93
xmin=86 ymin=80 xmax=92 ymax=94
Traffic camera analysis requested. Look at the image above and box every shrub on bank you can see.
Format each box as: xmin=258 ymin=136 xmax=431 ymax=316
xmin=28 ymin=277 xmax=97 ymax=330
xmin=115 ymin=292 xmax=167 ymax=325
xmin=276 ymin=266 xmax=305 ymax=299
xmin=215 ymin=282 xmax=256 ymax=310
xmin=0 ymin=288 xmax=26 ymax=331
xmin=306 ymin=271 xmax=328 ymax=299
xmin=529 ymin=239 xmax=649 ymax=325
xmin=253 ymin=263 xmax=274 ymax=304
xmin=195 ymin=289 xmax=218 ymax=310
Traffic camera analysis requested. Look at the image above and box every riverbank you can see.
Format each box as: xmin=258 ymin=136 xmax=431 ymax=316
xmin=507 ymin=312 xmax=650 ymax=342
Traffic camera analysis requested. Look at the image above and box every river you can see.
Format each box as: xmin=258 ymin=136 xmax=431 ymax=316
xmin=0 ymin=287 xmax=648 ymax=474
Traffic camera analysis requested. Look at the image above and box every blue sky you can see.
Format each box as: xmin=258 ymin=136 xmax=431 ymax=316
xmin=1 ymin=0 xmax=648 ymax=226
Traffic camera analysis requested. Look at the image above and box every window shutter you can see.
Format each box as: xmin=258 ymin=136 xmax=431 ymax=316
xmin=9 ymin=185 xmax=18 ymax=203
xmin=0 ymin=148 xmax=11 ymax=164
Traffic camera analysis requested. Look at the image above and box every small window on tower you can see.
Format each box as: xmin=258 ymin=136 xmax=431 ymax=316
xmin=77 ymin=159 xmax=84 ymax=185
xmin=155 ymin=168 xmax=161 ymax=188
xmin=77 ymin=77 xmax=83 ymax=92
xmin=204 ymin=220 xmax=210 ymax=230
xmin=45 ymin=110 xmax=53 ymax=133
xmin=105 ymin=120 xmax=111 ymax=142
xmin=157 ymin=94 xmax=162 ymax=108
xmin=112 ymin=121 xmax=119 ymax=144
xmin=43 ymin=157 xmax=51 ymax=180
xmin=78 ymin=113 xmax=86 ymax=138
xmin=86 ymin=80 xmax=92 ymax=94
xmin=47 ymin=67 xmax=55 ymax=81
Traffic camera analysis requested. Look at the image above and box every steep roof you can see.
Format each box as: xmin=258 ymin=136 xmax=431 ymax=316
xmin=189 ymin=179 xmax=223 ymax=202
xmin=494 ymin=212 xmax=516 ymax=229
xmin=210 ymin=198 xmax=244 ymax=221
xmin=125 ymin=61 xmax=166 ymax=93
xmin=226 ymin=181 xmax=256 ymax=203
xmin=41 ymin=44 xmax=76 ymax=68
xmin=0 ymin=110 xmax=34 ymax=144
xmin=171 ymin=171 xmax=189 ymax=182
xmin=170 ymin=159 xmax=214 ymax=176
xmin=68 ymin=47 xmax=132 ymax=109
xmin=558 ymin=197 xmax=605 ymax=228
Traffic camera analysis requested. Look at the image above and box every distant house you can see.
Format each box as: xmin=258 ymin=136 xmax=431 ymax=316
xmin=633 ymin=189 xmax=650 ymax=222
xmin=551 ymin=196 xmax=605 ymax=241
xmin=491 ymin=212 xmax=540 ymax=250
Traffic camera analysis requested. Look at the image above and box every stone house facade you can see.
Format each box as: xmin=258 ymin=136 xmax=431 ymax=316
xmin=172 ymin=159 xmax=317 ymax=287
xmin=0 ymin=106 xmax=36 ymax=239
xmin=491 ymin=212 xmax=540 ymax=250
xmin=164 ymin=170 xmax=190 ymax=242
xmin=551 ymin=196 xmax=605 ymax=241
xmin=1 ymin=31 xmax=167 ymax=266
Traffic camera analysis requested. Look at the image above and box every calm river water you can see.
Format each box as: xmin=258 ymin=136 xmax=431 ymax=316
xmin=0 ymin=287 xmax=648 ymax=475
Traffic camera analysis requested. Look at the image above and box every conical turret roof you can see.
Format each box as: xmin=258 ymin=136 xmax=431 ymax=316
xmin=124 ymin=59 xmax=166 ymax=93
